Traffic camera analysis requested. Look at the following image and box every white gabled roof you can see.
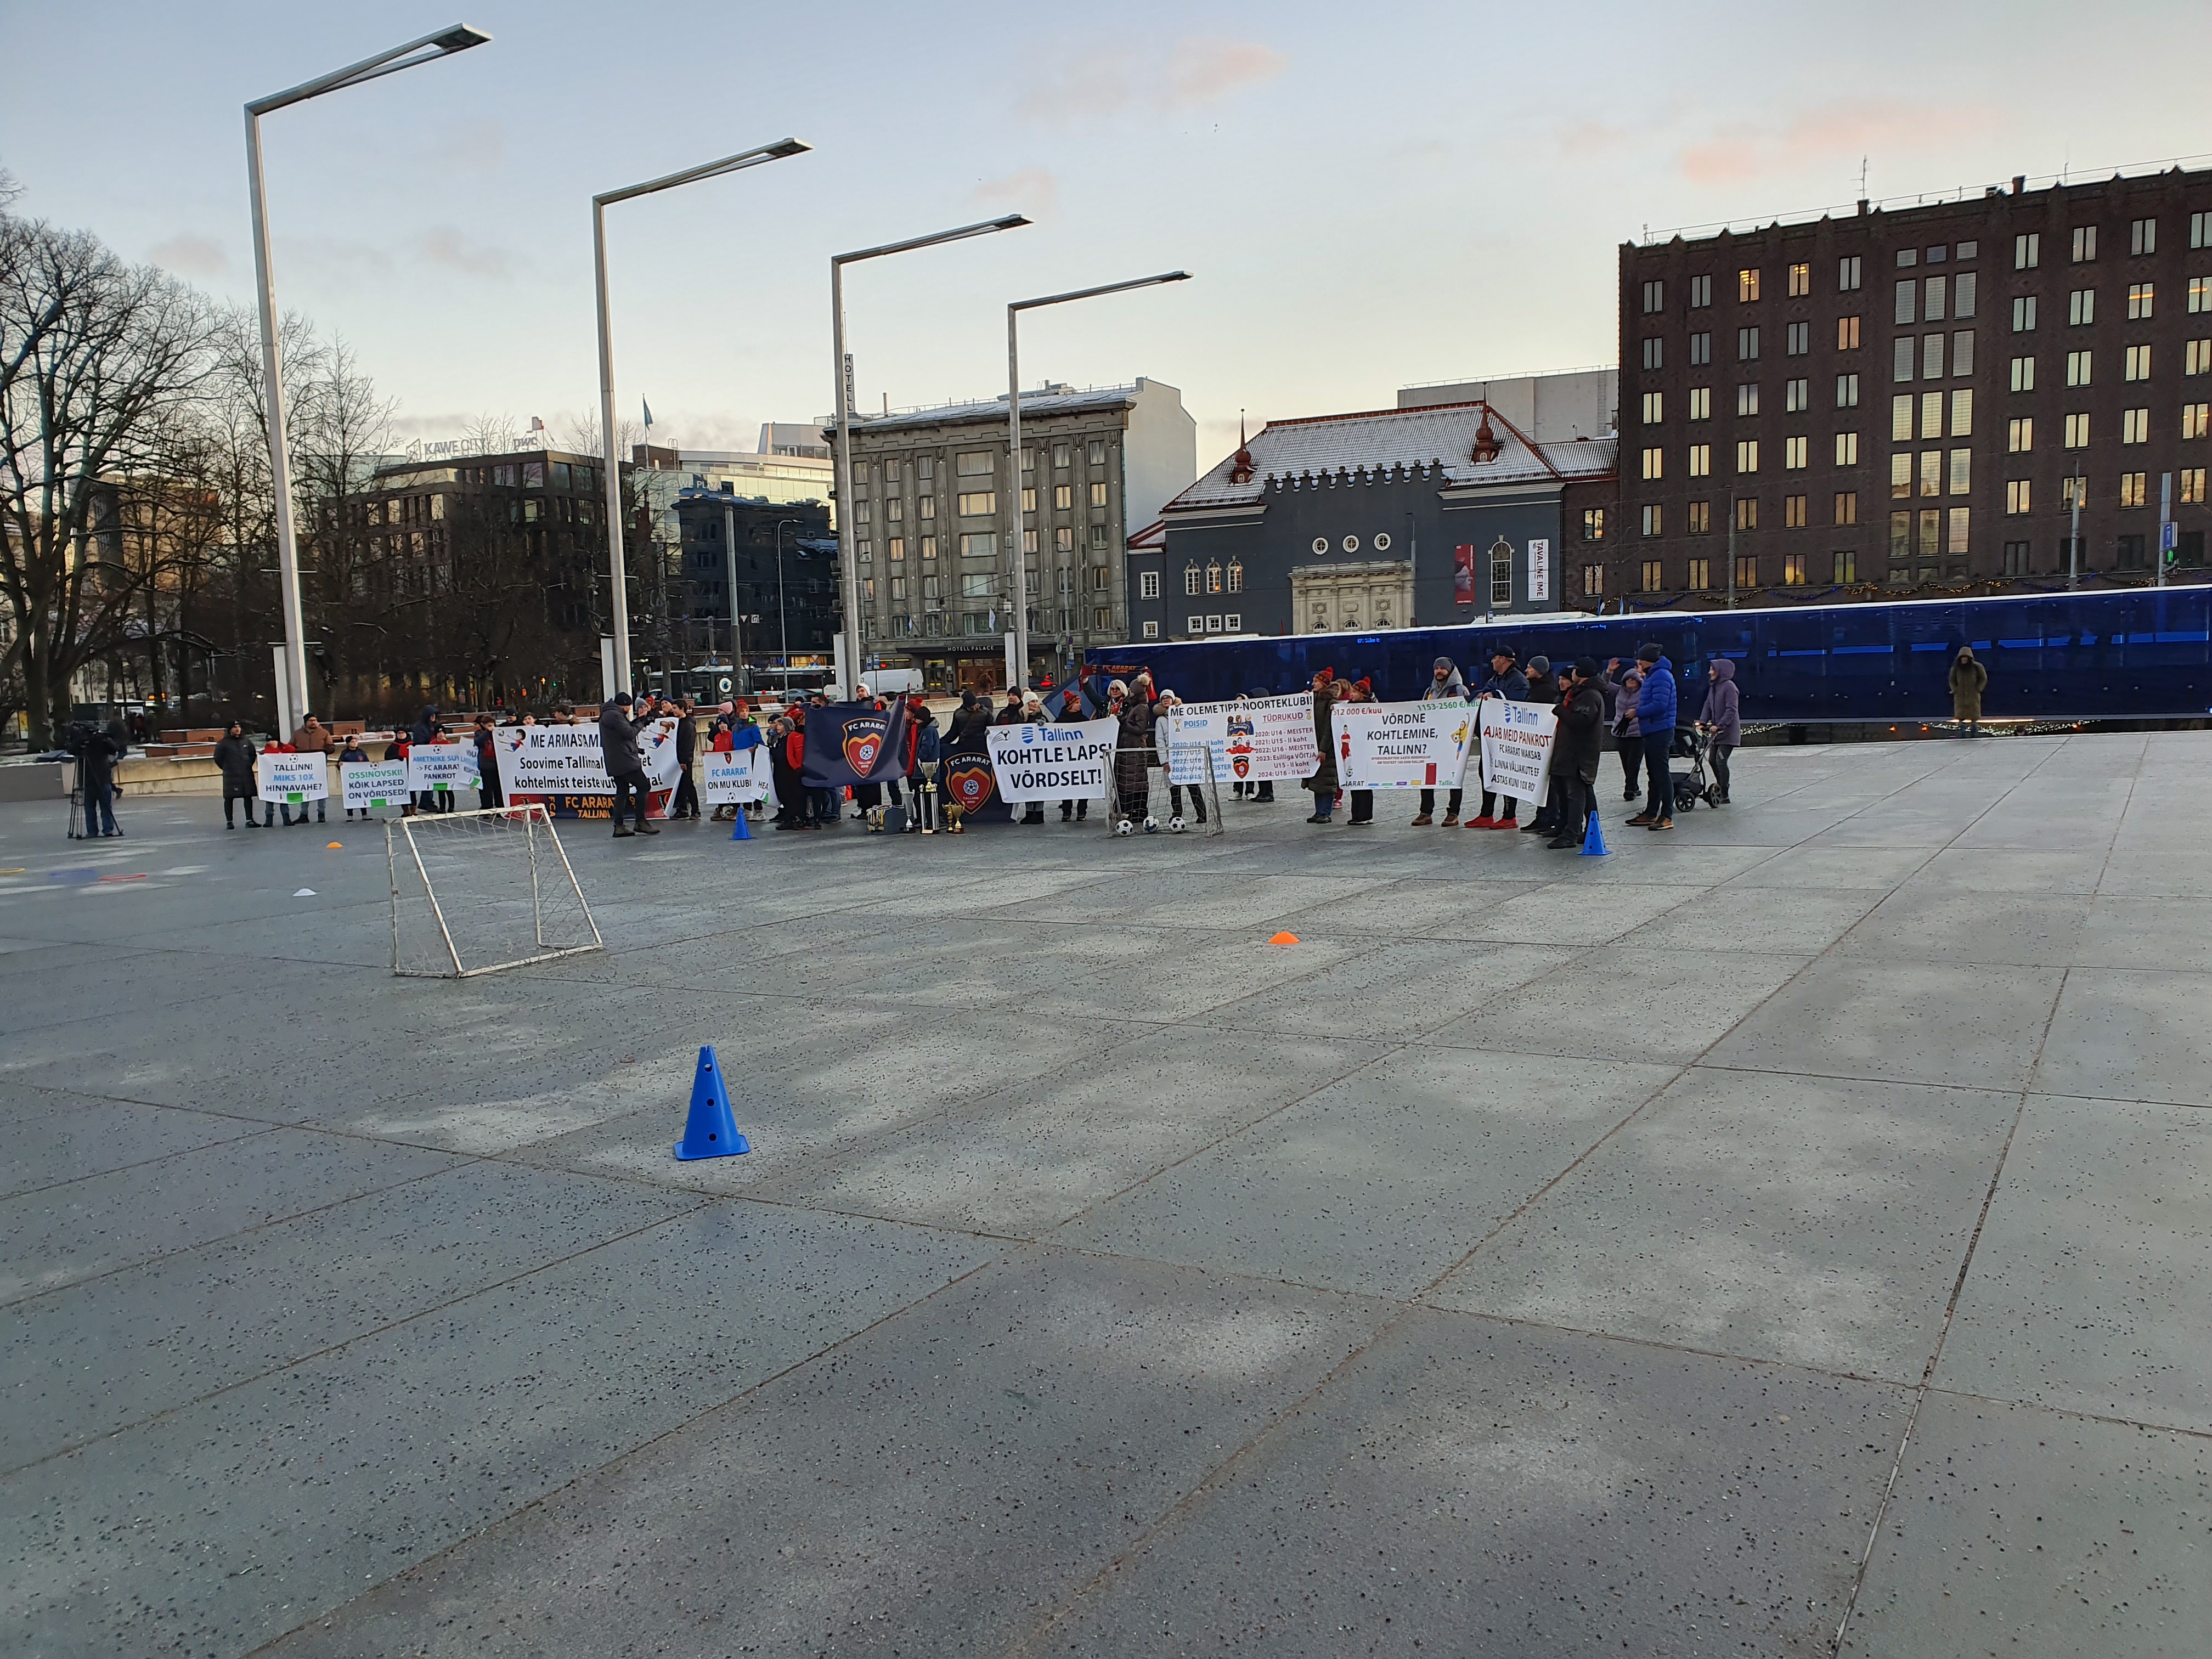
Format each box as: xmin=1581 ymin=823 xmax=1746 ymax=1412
xmin=1167 ymin=400 xmax=1616 ymax=514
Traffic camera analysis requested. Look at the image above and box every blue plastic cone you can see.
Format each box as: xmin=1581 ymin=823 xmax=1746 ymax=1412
xmin=673 ymin=1045 xmax=751 ymax=1160
xmin=731 ymin=806 xmax=752 ymax=840
xmin=1581 ymin=807 xmax=1609 ymax=857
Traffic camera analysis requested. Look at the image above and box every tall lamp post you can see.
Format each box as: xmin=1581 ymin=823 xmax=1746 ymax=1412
xmin=246 ymin=24 xmax=490 ymax=736
xmin=775 ymin=517 xmax=799 ymax=689
xmin=1007 ymin=270 xmax=1189 ymax=685
xmin=831 ymin=215 xmax=1030 ymax=696
xmin=594 ymin=138 xmax=810 ymax=700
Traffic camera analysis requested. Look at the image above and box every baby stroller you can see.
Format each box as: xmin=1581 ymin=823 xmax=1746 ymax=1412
xmin=1669 ymin=727 xmax=1719 ymax=811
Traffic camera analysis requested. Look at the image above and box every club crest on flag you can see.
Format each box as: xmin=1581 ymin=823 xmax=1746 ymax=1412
xmin=947 ymin=762 xmax=995 ymax=813
xmin=843 ymin=729 xmax=883 ymax=774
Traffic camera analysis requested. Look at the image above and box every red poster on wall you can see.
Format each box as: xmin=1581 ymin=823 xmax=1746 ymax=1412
xmin=1453 ymin=543 xmax=1476 ymax=605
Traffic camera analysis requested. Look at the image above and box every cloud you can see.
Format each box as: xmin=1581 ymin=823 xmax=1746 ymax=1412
xmin=971 ymin=166 xmax=1059 ymax=222
xmin=149 ymin=234 xmax=228 ymax=279
xmin=1678 ymin=100 xmax=1999 ymax=187
xmin=1558 ymin=121 xmax=1634 ymax=161
xmin=1018 ymin=35 xmax=1284 ymax=126
xmin=416 ymin=226 xmax=514 ymax=280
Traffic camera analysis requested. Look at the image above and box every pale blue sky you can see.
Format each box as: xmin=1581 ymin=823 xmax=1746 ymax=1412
xmin=4 ymin=0 xmax=2204 ymax=465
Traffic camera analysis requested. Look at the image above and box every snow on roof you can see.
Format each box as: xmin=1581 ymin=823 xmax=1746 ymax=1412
xmin=847 ymin=383 xmax=1139 ymax=436
xmin=1167 ymin=400 xmax=1616 ymax=514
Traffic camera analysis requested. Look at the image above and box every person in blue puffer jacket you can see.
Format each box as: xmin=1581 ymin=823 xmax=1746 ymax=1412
xmin=1628 ymin=642 xmax=1678 ymax=829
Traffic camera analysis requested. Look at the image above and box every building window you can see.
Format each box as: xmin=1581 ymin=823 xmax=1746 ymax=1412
xmin=956 ymin=490 xmax=996 ymax=517
xmin=1138 ymin=569 xmax=1160 ymax=599
xmin=2127 ymin=216 xmax=2157 ymax=257
xmin=1952 ymin=331 xmax=1976 ymax=377
xmin=2192 ymin=340 xmax=2212 ymax=375
xmin=1089 ymin=481 xmax=1108 ymax=508
xmin=1736 ymin=439 xmax=1759 ymax=473
xmin=2002 ymin=540 xmax=2032 ymax=576
xmin=1954 ymin=272 xmax=1978 ymax=318
xmin=2193 ymin=277 xmax=2212 ymax=314
xmin=2122 ymin=408 xmax=2150 ymax=443
xmin=1785 ymin=435 xmax=1808 ymax=469
xmin=1737 ymin=382 xmax=1760 ymax=416
xmin=1739 ymin=268 xmax=1761 ymax=302
xmin=1835 ymin=490 xmax=1859 ymax=526
xmin=2068 ymin=287 xmax=2096 ymax=326
xmin=1785 ymin=493 xmax=1809 ymax=528
xmin=1088 ymin=438 xmax=1106 ymax=466
xmin=2011 ymin=232 xmax=2040 ymax=272
xmin=2013 ymin=294 xmax=2038 ymax=332
xmin=1948 ymin=507 xmax=1971 ymax=556
xmin=1895 ymin=279 xmax=1917 ymax=325
xmin=1686 ymin=555 xmax=1713 ymax=588
xmin=1052 ymin=483 xmax=1072 ymax=510
xmin=953 ymin=450 xmax=992 ymax=478
xmin=1920 ymin=450 xmax=1943 ymax=498
xmin=1951 ymin=388 xmax=1974 ymax=436
xmin=2064 ymin=411 xmax=2090 ymax=448
xmin=887 ymin=537 xmax=906 ymax=563
xmin=1578 ymin=562 xmax=1604 ymax=598
xmin=2185 ymin=404 xmax=2210 ymax=440
xmin=918 ymin=494 xmax=935 ymax=520
xmin=2011 ymin=354 xmax=2036 ymax=392
xmin=853 ymin=500 xmax=871 ymax=526
xmin=1739 ymin=326 xmax=1760 ymax=361
xmin=1786 ymin=261 xmax=1810 ymax=298
xmin=1490 ymin=544 xmax=1513 ymax=607
xmin=2008 ymin=416 xmax=2034 ymax=453
xmin=1892 ymin=394 xmax=1915 ymax=441
xmin=2182 ymin=467 xmax=2207 ymax=503
xmin=1784 ymin=551 xmax=1808 ymax=584
xmin=921 ymin=535 xmax=938 ymax=561
xmin=1141 ymin=620 xmax=1159 ymax=639
xmin=1641 ymin=279 xmax=1664 ymax=313
xmin=855 ymin=539 xmax=871 ymax=562
xmin=2062 ymin=475 xmax=2088 ymax=509
xmin=2116 ymin=533 xmax=2147 ymax=569
xmin=1688 ymin=443 xmax=1711 ymax=477
xmin=1688 ymin=386 xmax=1712 ymax=420
xmin=2124 ymin=344 xmax=2152 ymax=382
xmin=1641 ymin=560 xmax=1664 ymax=592
xmin=1182 ymin=562 xmax=1201 ymax=595
xmin=2073 ymin=225 xmax=2097 ymax=263
xmin=1787 ymin=321 xmax=1810 ymax=356
xmin=1641 ymin=504 xmax=1664 ymax=537
xmin=958 ymin=532 xmax=997 ymax=559
xmin=1020 ymin=487 xmax=1036 ymax=514
xmin=1226 ymin=558 xmax=1242 ymax=592
xmin=1205 ymin=560 xmax=1222 ymax=594
xmin=1894 ymin=337 xmax=1916 ymax=383
xmin=1690 ymin=332 xmax=1712 ymax=365
xmin=1052 ymin=444 xmax=1069 ymax=470
xmin=1686 ymin=500 xmax=1711 ymax=534
xmin=1834 ymin=549 xmax=1858 ymax=582
xmin=2066 ymin=349 xmax=2092 ymax=387
xmin=1786 ymin=377 xmax=1809 ymax=412
xmin=1836 ymin=373 xmax=1860 ymax=408
xmin=1950 ymin=448 xmax=1972 ymax=494
xmin=1835 ymin=431 xmax=1860 ymax=466
xmin=1735 ymin=498 xmax=1758 ymax=532
xmin=1641 ymin=390 xmax=1663 ymax=424
xmin=1582 ymin=507 xmax=1606 ymax=541
xmin=1090 ymin=523 xmax=1109 ymax=548
xmin=1839 ymin=255 xmax=1862 ymax=291
xmin=1642 ymin=337 xmax=1664 ymax=370
xmin=1892 ymin=453 xmax=1914 ymax=499
xmin=2126 ymin=281 xmax=2155 ymax=321
xmin=1926 ymin=274 xmax=1950 ymax=321
xmin=1898 ymin=248 xmax=1919 ymax=268
xmin=2006 ymin=478 xmax=2032 ymax=515
xmin=1923 ymin=333 xmax=1946 ymax=379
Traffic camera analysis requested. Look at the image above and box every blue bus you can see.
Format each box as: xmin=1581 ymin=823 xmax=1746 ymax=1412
xmin=1081 ymin=586 xmax=2212 ymax=724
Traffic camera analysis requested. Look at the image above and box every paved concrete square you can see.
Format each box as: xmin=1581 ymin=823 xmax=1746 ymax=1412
xmin=2 ymin=730 xmax=2208 ymax=1657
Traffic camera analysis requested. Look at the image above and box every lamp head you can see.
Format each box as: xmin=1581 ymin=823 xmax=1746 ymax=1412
xmin=994 ymin=215 xmax=1032 ymax=230
xmin=764 ymin=138 xmax=811 ymax=159
xmin=432 ymin=25 xmax=490 ymax=52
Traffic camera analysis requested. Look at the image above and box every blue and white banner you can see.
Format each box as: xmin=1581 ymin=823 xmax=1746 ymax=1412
xmin=986 ymin=717 xmax=1118 ymax=804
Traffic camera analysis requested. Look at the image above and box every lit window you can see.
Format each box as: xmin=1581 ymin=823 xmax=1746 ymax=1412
xmin=2129 ymin=282 xmax=2154 ymax=320
xmin=2062 ymin=475 xmax=2088 ymax=509
xmin=1581 ymin=563 xmax=1604 ymax=597
xmin=2185 ymin=404 xmax=2210 ymax=440
xmin=1686 ymin=500 xmax=1711 ymax=534
xmin=2011 ymin=355 xmax=2036 ymax=392
xmin=2009 ymin=417 xmax=2034 ymax=453
xmin=1641 ymin=504 xmax=1664 ymax=537
xmin=1688 ymin=443 xmax=1711 ymax=477
xmin=1784 ymin=435 xmax=1808 ymax=469
xmin=1835 ymin=431 xmax=1860 ymax=466
xmin=1141 ymin=620 xmax=1159 ymax=639
xmin=1920 ymin=451 xmax=1943 ymax=498
xmin=1053 ymin=484 xmax=1071 ymax=510
xmin=2124 ymin=345 xmax=2152 ymax=381
xmin=1206 ymin=561 xmax=1222 ymax=594
xmin=1582 ymin=507 xmax=1607 ymax=541
xmin=1837 ymin=315 xmax=1861 ymax=350
xmin=1921 ymin=390 xmax=1945 ymax=438
xmin=956 ymin=490 xmax=996 ymax=516
xmin=2120 ymin=472 xmax=2147 ymax=507
xmin=2122 ymin=408 xmax=2150 ymax=444
xmin=1641 ymin=391 xmax=1663 ymax=424
xmin=1641 ymin=560 xmax=1664 ymax=592
xmin=1834 ymin=549 xmax=1858 ymax=582
xmin=1688 ymin=386 xmax=1712 ymax=420
xmin=2068 ymin=349 xmax=2093 ymax=386
xmin=1892 ymin=394 xmax=1914 ymax=441
xmin=2064 ymin=412 xmax=2091 ymax=448
xmin=2182 ymin=467 xmax=2207 ymax=503
xmin=1736 ymin=553 xmax=1758 ymax=587
xmin=1784 ymin=494 xmax=1808 ymax=528
xmin=1835 ymin=491 xmax=1859 ymax=526
xmin=1089 ymin=482 xmax=1108 ymax=508
xmin=1736 ymin=439 xmax=1759 ymax=473
xmin=1788 ymin=263 xmax=1810 ymax=296
xmin=1950 ymin=449 xmax=1971 ymax=494
xmin=1892 ymin=453 xmax=1914 ymax=499
xmin=1784 ymin=551 xmax=1807 ymax=583
xmin=1643 ymin=446 xmax=1664 ymax=480
xmin=1226 ymin=559 xmax=1242 ymax=592
xmin=2192 ymin=277 xmax=2211 ymax=314
xmin=1949 ymin=389 xmax=1973 ymax=437
xmin=1739 ymin=268 xmax=1760 ymax=302
xmin=1948 ymin=507 xmax=1970 ymax=556
xmin=2006 ymin=479 xmax=2032 ymax=515
xmin=1735 ymin=497 xmax=1758 ymax=531
xmin=2069 ymin=289 xmax=2096 ymax=326
xmin=2192 ymin=340 xmax=2212 ymax=375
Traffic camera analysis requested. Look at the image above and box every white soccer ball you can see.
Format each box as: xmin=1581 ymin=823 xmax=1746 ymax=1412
xmin=1167 ymin=815 xmax=1186 ymax=833
xmin=1115 ymin=818 xmax=1134 ymax=836
xmin=1142 ymin=815 xmax=1160 ymax=834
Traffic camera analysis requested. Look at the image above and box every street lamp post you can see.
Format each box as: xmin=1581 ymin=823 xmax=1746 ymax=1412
xmin=775 ymin=517 xmax=798 ymax=687
xmin=831 ymin=216 xmax=1030 ymax=697
xmin=593 ymin=139 xmax=809 ymax=701
xmin=1007 ymin=271 xmax=1188 ymax=685
xmin=246 ymin=24 xmax=490 ymax=736
xmin=720 ymin=500 xmax=744 ymax=691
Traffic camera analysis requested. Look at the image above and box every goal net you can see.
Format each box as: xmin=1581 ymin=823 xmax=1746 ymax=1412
xmin=387 ymin=804 xmax=602 ymax=977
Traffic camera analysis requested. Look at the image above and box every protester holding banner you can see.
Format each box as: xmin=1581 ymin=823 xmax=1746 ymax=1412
xmin=1302 ymin=668 xmax=1338 ymax=823
xmin=599 ymin=692 xmax=661 ymax=838
xmin=1342 ymin=678 xmax=1378 ymax=826
xmin=1628 ymin=642 xmax=1678 ymax=831
xmin=338 ymin=735 xmax=370 ymax=820
xmin=1519 ymin=657 xmax=1564 ymax=837
xmin=1548 ymin=661 xmax=1607 ymax=849
xmin=1153 ymin=691 xmax=1207 ymax=829
xmin=1054 ymin=685 xmax=1091 ymax=823
xmin=1113 ymin=676 xmax=1159 ymax=830
xmin=1412 ymin=657 xmax=1469 ymax=826
xmin=470 ymin=715 xmax=503 ymax=810
xmin=1467 ymin=648 xmax=1528 ymax=830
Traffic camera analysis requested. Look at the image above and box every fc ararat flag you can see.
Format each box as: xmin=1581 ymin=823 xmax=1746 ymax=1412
xmin=802 ymin=698 xmax=912 ymax=788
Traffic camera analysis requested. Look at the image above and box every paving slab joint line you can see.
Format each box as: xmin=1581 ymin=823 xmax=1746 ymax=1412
xmin=232 ymin=1242 xmax=1020 ymax=1659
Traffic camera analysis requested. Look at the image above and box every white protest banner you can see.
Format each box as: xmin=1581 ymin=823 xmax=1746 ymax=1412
xmin=1165 ymin=692 xmax=1319 ymax=786
xmin=490 ymin=720 xmax=681 ymax=817
xmin=1331 ymin=699 xmax=1476 ymax=791
xmin=406 ymin=741 xmax=479 ymax=796
xmin=340 ymin=760 xmax=409 ymax=810
xmin=701 ymin=749 xmax=770 ymax=804
xmin=255 ymin=753 xmax=329 ymax=803
xmin=1477 ymin=699 xmax=1558 ymax=806
xmin=987 ymin=718 xmax=1118 ymax=804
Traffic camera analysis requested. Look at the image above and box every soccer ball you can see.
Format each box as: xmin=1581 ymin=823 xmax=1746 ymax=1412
xmin=1142 ymin=816 xmax=1160 ymax=834
xmin=1115 ymin=818 xmax=1134 ymax=836
xmin=1167 ymin=815 xmax=1186 ymax=833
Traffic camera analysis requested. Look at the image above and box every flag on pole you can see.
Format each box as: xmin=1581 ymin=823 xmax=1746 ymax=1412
xmin=642 ymin=399 xmax=654 ymax=430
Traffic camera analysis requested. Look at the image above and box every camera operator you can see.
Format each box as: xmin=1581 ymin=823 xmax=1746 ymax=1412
xmin=599 ymin=690 xmax=665 ymax=839
xmin=71 ymin=721 xmax=123 ymax=838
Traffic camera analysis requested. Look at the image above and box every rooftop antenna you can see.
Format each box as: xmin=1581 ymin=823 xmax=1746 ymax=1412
xmin=1859 ymin=156 xmax=1867 ymax=200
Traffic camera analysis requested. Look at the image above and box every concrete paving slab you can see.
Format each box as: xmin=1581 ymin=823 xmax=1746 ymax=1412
xmin=1431 ymin=1069 xmax=2022 ymax=1382
xmin=1903 ymin=848 xmax=2113 ymax=894
xmin=1841 ymin=1393 xmax=2212 ymax=1657
xmin=0 ymin=1092 xmax=262 ymax=1200
xmin=1933 ymin=1096 xmax=2212 ymax=1434
xmin=247 ymin=1250 xmax=1387 ymax=1659
xmin=1422 ymin=949 xmax=1812 ymax=1064
xmin=0 ymin=1129 xmax=464 ymax=1305
xmin=1714 ymin=844 xmax=1934 ymax=891
xmin=1252 ymin=873 xmax=1552 ymax=940
xmin=2033 ymin=969 xmax=2212 ymax=1107
xmin=0 ymin=1201 xmax=997 ymax=1659
xmin=1054 ymin=1049 xmax=1676 ymax=1298
xmin=1446 ymin=879 xmax=1708 ymax=944
xmin=1199 ymin=937 xmax=1553 ymax=1039
xmin=0 ymin=1160 xmax=701 ymax=1471
xmin=1830 ymin=883 xmax=2096 ymax=967
xmin=1703 ymin=957 xmax=2066 ymax=1091
xmin=2070 ymin=896 xmax=2212 ymax=973
xmin=1615 ymin=886 xmax=1886 ymax=953
xmin=1046 ymin=1310 xmax=1908 ymax=1658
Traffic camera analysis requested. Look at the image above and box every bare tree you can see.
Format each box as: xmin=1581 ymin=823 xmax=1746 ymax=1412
xmin=1 ymin=209 xmax=219 ymax=744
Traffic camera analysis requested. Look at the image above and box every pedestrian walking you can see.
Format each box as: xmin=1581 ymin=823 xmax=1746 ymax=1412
xmin=1696 ymin=659 xmax=1741 ymax=804
xmin=1302 ymin=668 xmax=1339 ymax=823
xmin=1548 ymin=660 xmax=1607 ymax=849
xmin=599 ymin=691 xmax=661 ymax=838
xmin=1466 ymin=647 xmax=1529 ymax=829
xmin=1627 ymin=642 xmax=1678 ymax=831
xmin=668 ymin=697 xmax=700 ymax=819
xmin=1949 ymin=646 xmax=1987 ymax=735
xmin=1413 ymin=656 xmax=1469 ymax=826
xmin=215 ymin=722 xmax=259 ymax=828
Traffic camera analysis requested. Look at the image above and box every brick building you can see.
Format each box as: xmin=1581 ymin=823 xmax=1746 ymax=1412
xmin=1618 ymin=166 xmax=2212 ymax=606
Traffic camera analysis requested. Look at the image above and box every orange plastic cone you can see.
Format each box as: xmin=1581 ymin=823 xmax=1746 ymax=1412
xmin=1268 ymin=932 xmax=1300 ymax=945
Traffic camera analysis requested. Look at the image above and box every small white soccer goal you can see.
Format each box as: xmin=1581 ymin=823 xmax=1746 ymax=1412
xmin=387 ymin=803 xmax=603 ymax=977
